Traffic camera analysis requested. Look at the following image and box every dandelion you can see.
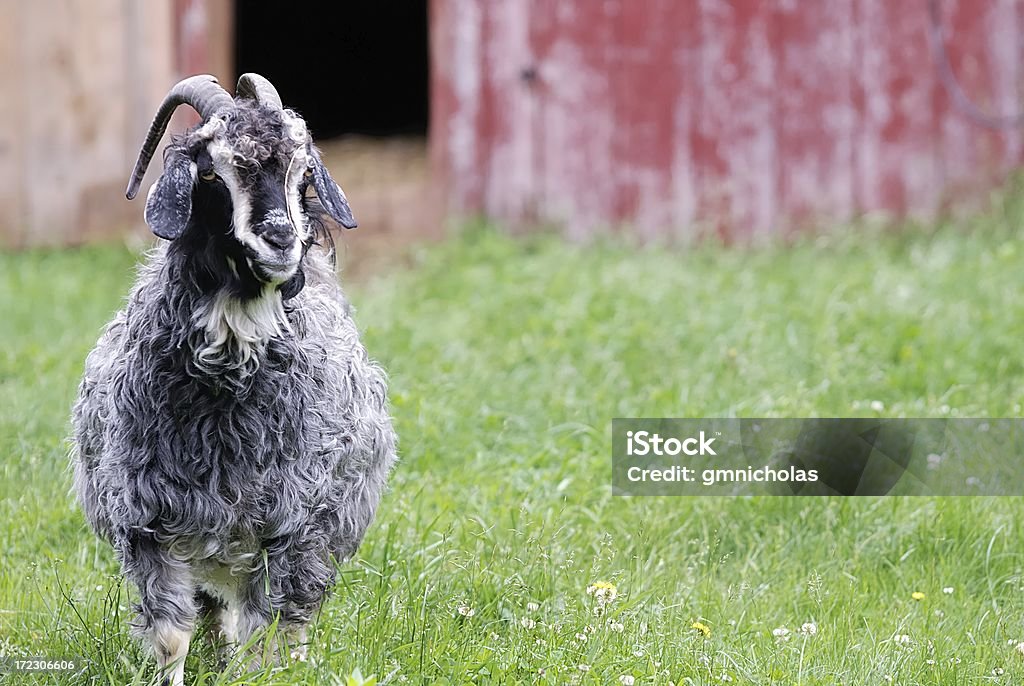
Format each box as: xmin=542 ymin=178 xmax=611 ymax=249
xmin=586 ymin=581 xmax=618 ymax=607
xmin=619 ymin=677 xmax=635 ymax=686
xmin=772 ymin=626 xmax=791 ymax=641
xmin=994 ymin=667 xmax=1005 ymax=675
xmin=457 ymin=605 xmax=475 ymax=618
xmin=691 ymin=621 xmax=711 ymax=637
xmin=520 ymin=617 xmax=536 ymax=630
xmin=799 ymin=622 xmax=818 ymax=636
xmin=537 ymin=668 xmax=546 ymax=677
xmin=911 ymin=591 xmax=926 ymax=601
xmin=527 ymin=602 xmax=540 ymax=612
xmin=608 ymin=620 xmax=625 ymax=633
xmin=575 ymin=632 xmax=588 ymax=643
xmin=942 ymin=587 xmax=954 ymax=595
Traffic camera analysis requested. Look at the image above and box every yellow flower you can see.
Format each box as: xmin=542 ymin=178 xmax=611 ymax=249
xmin=691 ymin=621 xmax=711 ymax=637
xmin=912 ymin=591 xmax=926 ymax=601
xmin=586 ymin=581 xmax=618 ymax=605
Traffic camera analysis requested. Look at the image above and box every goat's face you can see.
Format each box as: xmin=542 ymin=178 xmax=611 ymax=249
xmin=129 ymin=75 xmax=356 ymax=298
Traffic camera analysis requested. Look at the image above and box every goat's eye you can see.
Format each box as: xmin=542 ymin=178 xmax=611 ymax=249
xmin=199 ymin=169 xmax=218 ymax=182
xmin=303 ymin=167 xmax=313 ymax=179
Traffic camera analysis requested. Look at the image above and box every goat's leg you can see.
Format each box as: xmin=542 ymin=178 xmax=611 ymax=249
xmin=235 ymin=542 xmax=332 ymax=668
xmin=283 ymin=623 xmax=309 ymax=662
xmin=119 ymin=534 xmax=196 ymax=686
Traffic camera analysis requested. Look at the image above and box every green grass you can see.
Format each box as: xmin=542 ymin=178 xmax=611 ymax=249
xmin=4 ymin=205 xmax=1024 ymax=683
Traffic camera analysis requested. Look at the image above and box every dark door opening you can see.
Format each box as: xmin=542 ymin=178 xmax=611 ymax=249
xmin=234 ymin=3 xmax=429 ymax=139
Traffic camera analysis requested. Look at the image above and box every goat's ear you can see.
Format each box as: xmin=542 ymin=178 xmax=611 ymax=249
xmin=143 ymin=150 xmax=195 ymax=240
xmin=308 ymin=152 xmax=357 ymax=229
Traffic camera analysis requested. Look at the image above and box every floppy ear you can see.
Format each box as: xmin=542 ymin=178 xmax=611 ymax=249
xmin=143 ymin=150 xmax=195 ymax=240
xmin=308 ymin=151 xmax=357 ymax=229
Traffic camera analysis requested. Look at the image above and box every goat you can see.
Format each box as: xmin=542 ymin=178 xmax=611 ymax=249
xmin=71 ymin=74 xmax=397 ymax=685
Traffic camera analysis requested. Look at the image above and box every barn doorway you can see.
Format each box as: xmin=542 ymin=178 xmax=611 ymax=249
xmin=234 ymin=3 xmax=434 ymax=275
xmin=234 ymin=3 xmax=429 ymax=138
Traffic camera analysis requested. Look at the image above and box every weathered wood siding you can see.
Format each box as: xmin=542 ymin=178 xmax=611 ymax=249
xmin=430 ymin=1 xmax=1024 ymax=239
xmin=0 ymin=0 xmax=232 ymax=247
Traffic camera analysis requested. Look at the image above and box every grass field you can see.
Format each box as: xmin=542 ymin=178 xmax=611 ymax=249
xmin=4 ymin=207 xmax=1024 ymax=684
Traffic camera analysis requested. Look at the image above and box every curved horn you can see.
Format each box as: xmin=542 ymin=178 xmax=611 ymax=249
xmin=236 ymin=73 xmax=283 ymax=110
xmin=125 ymin=75 xmax=233 ymax=200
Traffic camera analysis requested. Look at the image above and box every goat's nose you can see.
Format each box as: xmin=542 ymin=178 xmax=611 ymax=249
xmin=259 ymin=224 xmax=295 ymax=251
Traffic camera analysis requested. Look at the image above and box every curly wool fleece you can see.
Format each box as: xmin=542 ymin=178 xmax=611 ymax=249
xmin=71 ymin=234 xmax=397 ymax=643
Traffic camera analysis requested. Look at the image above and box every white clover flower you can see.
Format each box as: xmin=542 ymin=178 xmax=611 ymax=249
xmin=575 ymin=632 xmax=588 ymax=643
xmin=608 ymin=621 xmax=625 ymax=633
xmin=799 ymin=622 xmax=818 ymax=636
xmin=943 ymin=587 xmax=954 ymax=595
xmin=520 ymin=617 xmax=536 ymax=630
xmin=586 ymin=581 xmax=618 ymax=606
xmin=578 ymin=664 xmax=590 ymax=673
xmin=893 ymin=633 xmax=912 ymax=646
xmin=457 ymin=605 xmax=475 ymax=617
xmin=527 ymin=602 xmax=540 ymax=612
xmin=619 ymin=676 xmax=635 ymax=685
xmin=870 ymin=400 xmax=885 ymax=412
xmin=772 ymin=626 xmax=791 ymax=641
xmin=1015 ymin=641 xmax=1024 ymax=656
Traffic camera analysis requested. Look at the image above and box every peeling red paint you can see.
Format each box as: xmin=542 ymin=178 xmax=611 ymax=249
xmin=430 ymin=0 xmax=1024 ymax=238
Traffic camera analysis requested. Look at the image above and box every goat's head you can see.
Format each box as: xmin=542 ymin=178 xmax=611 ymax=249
xmin=126 ymin=74 xmax=355 ymax=297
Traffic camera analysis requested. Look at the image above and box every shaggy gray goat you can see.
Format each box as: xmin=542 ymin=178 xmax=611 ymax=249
xmin=71 ymin=74 xmax=396 ymax=685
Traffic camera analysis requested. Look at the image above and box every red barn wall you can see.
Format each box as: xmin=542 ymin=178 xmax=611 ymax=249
xmin=430 ymin=1 xmax=1024 ymax=239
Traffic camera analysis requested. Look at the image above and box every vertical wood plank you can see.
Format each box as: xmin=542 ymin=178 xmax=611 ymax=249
xmin=854 ymin=0 xmax=941 ymax=218
xmin=936 ymin=0 xmax=1022 ymax=207
xmin=608 ymin=0 xmax=698 ymax=238
xmin=0 ymin=2 xmax=26 ymax=244
xmin=775 ymin=0 xmax=855 ymax=229
xmin=697 ymin=0 xmax=779 ymax=239
xmin=479 ymin=0 xmax=535 ymax=225
xmin=530 ymin=2 xmax=616 ymax=239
